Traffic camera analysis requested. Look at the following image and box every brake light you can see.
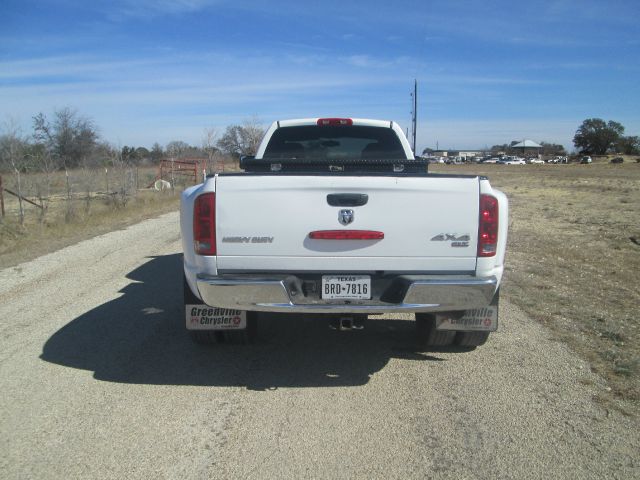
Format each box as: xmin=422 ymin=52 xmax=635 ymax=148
xmin=478 ymin=194 xmax=498 ymax=257
xmin=317 ymin=118 xmax=353 ymax=126
xmin=194 ymin=193 xmax=216 ymax=255
xmin=309 ymin=230 xmax=384 ymax=240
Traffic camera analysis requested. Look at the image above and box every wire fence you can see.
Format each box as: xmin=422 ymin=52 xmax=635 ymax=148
xmin=0 ymin=165 xmax=187 ymax=225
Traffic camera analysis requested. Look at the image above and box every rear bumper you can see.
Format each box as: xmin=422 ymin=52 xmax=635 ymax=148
xmin=195 ymin=274 xmax=498 ymax=314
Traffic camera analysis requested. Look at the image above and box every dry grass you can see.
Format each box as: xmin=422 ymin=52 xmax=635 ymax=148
xmin=432 ymin=162 xmax=640 ymax=413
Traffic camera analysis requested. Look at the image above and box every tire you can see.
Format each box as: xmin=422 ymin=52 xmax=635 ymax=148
xmin=222 ymin=311 xmax=257 ymax=345
xmin=415 ymin=313 xmax=456 ymax=347
xmin=455 ymin=331 xmax=489 ymax=347
xmin=184 ymin=272 xmax=201 ymax=304
xmin=184 ymin=273 xmax=257 ymax=345
xmin=191 ymin=330 xmax=225 ymax=345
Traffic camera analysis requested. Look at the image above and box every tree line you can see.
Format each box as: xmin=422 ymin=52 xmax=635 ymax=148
xmin=488 ymin=119 xmax=638 ymax=157
xmin=0 ymin=108 xmax=267 ymax=174
xmin=4 ymin=110 xmax=636 ymax=176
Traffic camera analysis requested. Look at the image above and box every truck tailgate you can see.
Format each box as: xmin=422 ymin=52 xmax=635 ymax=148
xmin=215 ymin=175 xmax=480 ymax=273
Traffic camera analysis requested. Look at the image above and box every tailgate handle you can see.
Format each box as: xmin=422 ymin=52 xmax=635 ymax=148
xmin=327 ymin=193 xmax=368 ymax=207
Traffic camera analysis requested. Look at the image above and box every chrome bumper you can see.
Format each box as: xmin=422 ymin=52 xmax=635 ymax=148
xmin=196 ymin=274 xmax=498 ymax=314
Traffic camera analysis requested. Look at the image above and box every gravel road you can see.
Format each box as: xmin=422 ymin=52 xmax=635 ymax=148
xmin=1 ymin=211 xmax=638 ymax=479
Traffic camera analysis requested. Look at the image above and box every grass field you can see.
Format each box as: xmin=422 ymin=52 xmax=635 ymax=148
xmin=432 ymin=162 xmax=640 ymax=413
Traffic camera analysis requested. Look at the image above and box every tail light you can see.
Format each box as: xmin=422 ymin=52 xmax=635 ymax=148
xmin=309 ymin=230 xmax=384 ymax=240
xmin=317 ymin=118 xmax=353 ymax=126
xmin=478 ymin=194 xmax=498 ymax=257
xmin=194 ymin=193 xmax=216 ymax=255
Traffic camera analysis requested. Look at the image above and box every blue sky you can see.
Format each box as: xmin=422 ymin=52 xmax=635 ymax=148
xmin=1 ymin=0 xmax=639 ymax=151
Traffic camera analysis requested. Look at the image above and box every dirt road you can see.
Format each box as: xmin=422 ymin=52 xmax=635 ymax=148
xmin=1 ymin=212 xmax=637 ymax=479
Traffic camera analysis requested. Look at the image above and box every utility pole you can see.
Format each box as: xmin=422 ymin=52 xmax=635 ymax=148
xmin=411 ymin=79 xmax=418 ymax=155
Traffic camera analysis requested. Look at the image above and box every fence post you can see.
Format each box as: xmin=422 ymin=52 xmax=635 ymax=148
xmin=0 ymin=175 xmax=5 ymax=218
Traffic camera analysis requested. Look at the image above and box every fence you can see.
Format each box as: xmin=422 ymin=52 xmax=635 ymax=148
xmin=0 ymin=166 xmax=165 ymax=223
xmin=151 ymin=158 xmax=206 ymax=189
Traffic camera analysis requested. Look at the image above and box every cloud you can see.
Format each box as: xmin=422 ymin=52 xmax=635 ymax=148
xmin=0 ymin=56 xmax=161 ymax=81
xmin=341 ymin=55 xmax=411 ymax=69
xmin=106 ymin=0 xmax=223 ymax=19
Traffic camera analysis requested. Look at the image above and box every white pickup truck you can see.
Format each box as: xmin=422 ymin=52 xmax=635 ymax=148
xmin=180 ymin=118 xmax=508 ymax=348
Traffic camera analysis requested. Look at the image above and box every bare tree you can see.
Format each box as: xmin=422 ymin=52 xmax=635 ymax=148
xmin=202 ymin=127 xmax=219 ymax=173
xmin=242 ymin=117 xmax=265 ymax=156
xmin=0 ymin=119 xmax=27 ymax=224
xmin=33 ymin=108 xmax=99 ymax=170
xmin=165 ymin=140 xmax=190 ymax=159
xmin=217 ymin=118 xmax=265 ymax=158
xmin=150 ymin=142 xmax=164 ymax=163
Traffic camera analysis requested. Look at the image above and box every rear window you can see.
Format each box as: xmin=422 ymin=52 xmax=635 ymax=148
xmin=263 ymin=125 xmax=406 ymax=161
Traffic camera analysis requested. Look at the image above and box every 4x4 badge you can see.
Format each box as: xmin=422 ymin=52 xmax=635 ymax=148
xmin=431 ymin=233 xmax=470 ymax=241
xmin=431 ymin=233 xmax=470 ymax=247
xmin=338 ymin=209 xmax=354 ymax=225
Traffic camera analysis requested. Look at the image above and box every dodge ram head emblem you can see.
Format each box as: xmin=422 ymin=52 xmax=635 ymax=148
xmin=338 ymin=209 xmax=354 ymax=226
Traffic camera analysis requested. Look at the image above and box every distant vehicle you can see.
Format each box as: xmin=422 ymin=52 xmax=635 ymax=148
xmin=611 ymin=157 xmax=624 ymax=164
xmin=548 ymin=156 xmax=567 ymax=164
xmin=528 ymin=158 xmax=545 ymax=164
xmin=501 ymin=157 xmax=526 ymax=165
xmin=580 ymin=156 xmax=592 ymax=164
xmin=483 ymin=158 xmax=500 ymax=164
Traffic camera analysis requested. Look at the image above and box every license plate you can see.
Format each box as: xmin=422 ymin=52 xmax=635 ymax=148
xmin=322 ymin=275 xmax=371 ymax=300
xmin=435 ymin=306 xmax=498 ymax=331
xmin=186 ymin=306 xmax=246 ymax=330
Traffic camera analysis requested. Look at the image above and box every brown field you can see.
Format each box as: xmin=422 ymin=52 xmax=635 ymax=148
xmin=432 ymin=162 xmax=640 ymax=413
xmin=1 ymin=160 xmax=639 ymax=413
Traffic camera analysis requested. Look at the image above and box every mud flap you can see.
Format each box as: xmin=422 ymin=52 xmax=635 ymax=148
xmin=186 ymin=306 xmax=247 ymax=331
xmin=435 ymin=289 xmax=500 ymax=332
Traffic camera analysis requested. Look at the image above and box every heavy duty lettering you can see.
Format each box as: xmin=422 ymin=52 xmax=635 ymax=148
xmin=222 ymin=236 xmax=274 ymax=243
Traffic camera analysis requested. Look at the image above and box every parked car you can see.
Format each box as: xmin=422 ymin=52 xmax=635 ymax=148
xmin=548 ymin=156 xmax=567 ymax=164
xmin=502 ymin=158 xmax=526 ymax=165
xmin=580 ymin=156 xmax=592 ymax=164
xmin=611 ymin=157 xmax=624 ymax=164
xmin=528 ymin=158 xmax=545 ymax=164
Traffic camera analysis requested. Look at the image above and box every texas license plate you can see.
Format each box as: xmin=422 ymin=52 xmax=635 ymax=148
xmin=322 ymin=275 xmax=371 ymax=300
